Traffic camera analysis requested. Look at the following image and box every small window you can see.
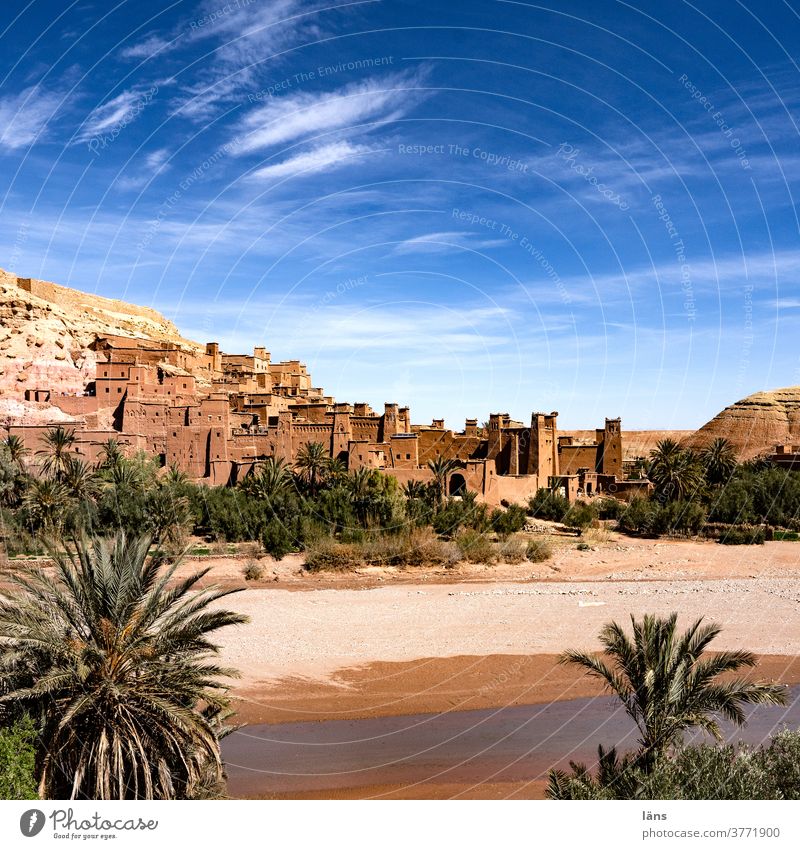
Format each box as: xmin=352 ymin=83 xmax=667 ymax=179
xmin=406 ymin=453 xmax=411 ymax=460
xmin=117 ymin=387 xmax=122 ymax=394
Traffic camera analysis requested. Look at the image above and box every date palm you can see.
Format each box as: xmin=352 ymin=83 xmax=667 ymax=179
xmin=427 ymin=457 xmax=460 ymax=507
xmin=61 ymin=455 xmax=101 ymax=503
xmin=97 ymin=438 xmax=124 ymax=472
xmin=36 ymin=426 xmax=77 ymax=481
xmin=294 ymin=442 xmax=329 ymax=495
xmin=2 ymin=435 xmax=29 ymax=467
xmin=701 ymin=437 xmax=738 ymax=487
xmin=242 ymin=458 xmax=292 ymax=501
xmin=22 ymin=478 xmax=71 ymax=534
xmin=647 ymin=439 xmax=704 ymax=501
xmin=559 ymin=613 xmax=787 ymax=768
xmin=0 ymin=533 xmax=247 ymax=799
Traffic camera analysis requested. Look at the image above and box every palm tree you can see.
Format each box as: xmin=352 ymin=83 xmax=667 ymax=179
xmin=36 ymin=426 xmax=77 ymax=480
xmin=22 ymin=478 xmax=71 ymax=534
xmin=647 ymin=440 xmax=704 ymax=501
xmin=61 ymin=455 xmax=101 ymax=503
xmin=2 ymin=434 xmax=29 ymax=466
xmin=427 ymin=457 xmax=460 ymax=507
xmin=326 ymin=456 xmax=348 ymax=485
xmin=97 ymin=438 xmax=124 ymax=471
xmin=294 ymin=442 xmax=329 ymax=495
xmin=559 ymin=613 xmax=787 ymax=769
xmin=0 ymin=533 xmax=247 ymax=799
xmin=701 ymin=437 xmax=738 ymax=487
xmin=242 ymin=457 xmax=292 ymax=501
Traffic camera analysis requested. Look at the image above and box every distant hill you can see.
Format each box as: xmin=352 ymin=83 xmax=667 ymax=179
xmin=0 ymin=268 xmax=200 ymax=405
xmin=682 ymin=386 xmax=800 ymax=459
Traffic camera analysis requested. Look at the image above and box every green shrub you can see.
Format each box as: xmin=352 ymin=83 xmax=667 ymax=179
xmin=596 ymin=497 xmax=625 ymax=520
xmin=456 ymin=529 xmax=497 ymax=564
xmin=528 ymin=489 xmax=569 ymax=522
xmin=652 ymin=500 xmax=707 ymax=535
xmin=261 ymin=517 xmax=295 ymax=560
xmin=490 ymin=503 xmax=527 ymax=538
xmin=718 ymin=525 xmax=765 ymax=545
xmin=526 ymin=538 xmax=552 ymax=562
xmin=617 ymin=497 xmax=660 ymax=536
xmin=563 ymin=501 xmax=597 ymax=532
xmin=577 ymin=542 xmax=591 ymax=551
xmin=0 ymin=716 xmax=38 ymax=800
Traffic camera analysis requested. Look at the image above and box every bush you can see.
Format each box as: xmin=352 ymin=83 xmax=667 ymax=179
xmin=261 ymin=517 xmax=295 ymax=560
xmin=617 ymin=497 xmax=660 ymax=536
xmin=0 ymin=716 xmax=38 ymax=800
xmin=717 ymin=525 xmax=765 ymax=545
xmin=652 ymin=500 xmax=707 ymax=536
xmin=497 ymin=535 xmax=527 ymax=564
xmin=528 ymin=489 xmax=569 ymax=522
xmin=243 ymin=560 xmax=265 ymax=581
xmin=490 ymin=503 xmax=528 ymax=538
xmin=577 ymin=542 xmax=591 ymax=551
xmin=563 ymin=501 xmax=597 ymax=532
xmin=456 ymin=529 xmax=497 ymax=564
xmin=596 ymin=498 xmax=625 ymax=520
xmin=526 ymin=538 xmax=552 ymax=562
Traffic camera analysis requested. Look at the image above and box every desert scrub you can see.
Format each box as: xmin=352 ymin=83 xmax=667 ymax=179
xmin=526 ymin=538 xmax=552 ymax=562
xmin=456 ymin=529 xmax=497 ymax=564
xmin=304 ymin=529 xmax=460 ymax=571
xmin=303 ymin=537 xmax=359 ymax=571
xmin=243 ymin=559 xmax=265 ymax=581
xmin=497 ymin=535 xmax=527 ymax=564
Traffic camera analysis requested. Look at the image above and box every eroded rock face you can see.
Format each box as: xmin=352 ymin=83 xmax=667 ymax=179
xmin=683 ymin=386 xmax=800 ymax=459
xmin=0 ymin=268 xmax=201 ymax=404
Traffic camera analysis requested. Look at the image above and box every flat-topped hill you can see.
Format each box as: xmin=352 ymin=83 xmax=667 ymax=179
xmin=682 ymin=385 xmax=800 ymax=459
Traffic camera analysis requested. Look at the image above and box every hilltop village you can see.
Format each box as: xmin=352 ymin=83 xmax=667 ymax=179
xmin=2 ymin=279 xmax=650 ymax=505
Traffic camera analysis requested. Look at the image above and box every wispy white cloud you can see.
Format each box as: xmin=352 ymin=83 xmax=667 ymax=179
xmin=119 ymin=34 xmax=173 ymax=60
xmin=75 ymin=86 xmax=158 ymax=144
xmin=249 ymin=140 xmax=375 ymax=181
xmin=234 ymin=73 xmax=420 ymax=154
xmin=0 ymin=85 xmax=63 ymax=151
xmin=393 ymin=231 xmax=506 ymax=255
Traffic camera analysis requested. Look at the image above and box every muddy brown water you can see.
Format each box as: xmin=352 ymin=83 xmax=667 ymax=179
xmin=223 ymin=686 xmax=800 ymax=797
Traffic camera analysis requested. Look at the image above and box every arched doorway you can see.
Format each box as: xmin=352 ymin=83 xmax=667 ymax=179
xmin=449 ymin=472 xmax=467 ymax=496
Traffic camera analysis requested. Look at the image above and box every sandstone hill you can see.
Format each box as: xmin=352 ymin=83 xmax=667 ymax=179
xmin=682 ymin=386 xmax=800 ymax=459
xmin=0 ymin=268 xmax=200 ymax=423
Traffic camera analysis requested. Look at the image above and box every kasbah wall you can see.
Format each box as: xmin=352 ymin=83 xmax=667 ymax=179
xmin=6 ymin=287 xmax=650 ymax=505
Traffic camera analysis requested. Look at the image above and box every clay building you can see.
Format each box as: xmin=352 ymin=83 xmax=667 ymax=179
xmin=10 ymin=332 xmax=646 ymax=504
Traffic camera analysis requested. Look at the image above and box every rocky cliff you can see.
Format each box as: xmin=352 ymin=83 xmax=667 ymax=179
xmin=0 ymin=268 xmax=201 ymax=421
xmin=682 ymin=386 xmax=800 ymax=459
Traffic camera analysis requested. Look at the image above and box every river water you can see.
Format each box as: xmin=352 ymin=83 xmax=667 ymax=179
xmin=223 ymin=686 xmax=800 ymax=797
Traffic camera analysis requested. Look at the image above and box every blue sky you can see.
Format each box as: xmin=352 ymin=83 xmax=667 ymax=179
xmin=2 ymin=0 xmax=800 ymax=429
